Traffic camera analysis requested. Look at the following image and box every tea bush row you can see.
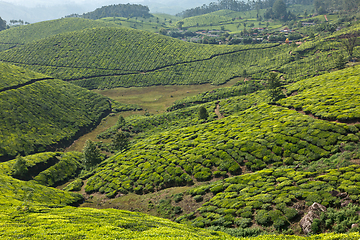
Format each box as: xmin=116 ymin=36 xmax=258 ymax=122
xmin=182 ymin=165 xmax=360 ymax=232
xmin=85 ymin=103 xmax=359 ymax=195
xmin=0 ymin=76 xmax=110 ymax=159
xmin=279 ymin=65 xmax=360 ymax=122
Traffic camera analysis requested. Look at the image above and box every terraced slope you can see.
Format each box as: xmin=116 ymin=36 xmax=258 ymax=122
xmin=1 ymin=23 xmax=356 ymax=89
xmin=0 ymin=26 xmax=279 ymax=89
xmin=182 ymin=165 xmax=360 ymax=233
xmin=279 ymin=65 xmax=360 ymax=122
xmin=0 ymin=18 xmax=119 ymax=51
xmin=0 ymin=62 xmax=111 ymax=160
xmin=85 ymin=103 xmax=359 ymax=196
xmin=0 ymin=153 xmax=235 ymax=240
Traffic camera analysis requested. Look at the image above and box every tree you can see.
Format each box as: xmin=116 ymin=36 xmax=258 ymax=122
xmin=12 ymin=155 xmax=28 ymax=180
xmin=267 ymin=72 xmax=283 ymax=103
xmin=273 ymin=0 xmax=286 ymax=19
xmin=335 ymin=54 xmax=347 ymax=69
xmin=176 ymin=21 xmax=184 ymax=29
xmin=116 ymin=115 xmax=126 ymax=129
xmin=111 ymin=131 xmax=130 ymax=152
xmin=341 ymin=33 xmax=358 ymax=61
xmin=159 ymin=28 xmax=168 ymax=35
xmin=199 ymin=106 xmax=209 ymax=120
xmin=0 ymin=17 xmax=6 ymax=31
xmin=83 ymin=140 xmax=102 ymax=169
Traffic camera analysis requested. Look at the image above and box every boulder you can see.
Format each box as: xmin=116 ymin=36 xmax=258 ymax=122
xmin=299 ymin=202 xmax=327 ymax=234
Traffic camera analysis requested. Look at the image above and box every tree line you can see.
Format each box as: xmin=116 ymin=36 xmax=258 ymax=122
xmin=65 ymin=3 xmax=152 ymax=20
xmin=176 ymin=0 xmax=314 ymax=18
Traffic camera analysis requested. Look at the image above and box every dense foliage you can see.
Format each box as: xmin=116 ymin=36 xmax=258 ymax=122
xmin=0 ymin=63 xmax=111 ymax=160
xmin=80 ymin=3 xmax=152 ymax=20
xmin=0 ymin=61 xmax=45 ymax=90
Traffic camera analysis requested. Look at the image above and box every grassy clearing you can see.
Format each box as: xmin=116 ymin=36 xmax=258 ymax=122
xmin=94 ymin=78 xmax=240 ymax=114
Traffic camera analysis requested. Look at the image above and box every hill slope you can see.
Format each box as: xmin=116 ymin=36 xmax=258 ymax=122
xmin=0 ymin=62 xmax=111 ymax=160
xmin=0 ymin=18 xmax=120 ymax=51
xmin=0 ymin=21 xmax=358 ymax=90
xmin=81 ymin=65 xmax=360 ymax=235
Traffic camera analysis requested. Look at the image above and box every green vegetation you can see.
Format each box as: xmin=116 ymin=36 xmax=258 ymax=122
xmin=80 ymin=3 xmax=152 ymax=20
xmin=280 ymin=65 xmax=360 ymax=121
xmin=85 ymin=102 xmax=359 ymax=195
xmin=0 ymin=18 xmax=120 ymax=51
xmin=180 ymin=165 xmax=360 ymax=233
xmin=1 ymin=5 xmax=360 ymax=239
xmin=0 ymin=62 xmax=111 ymax=159
xmin=1 ymin=20 xmax=358 ymax=90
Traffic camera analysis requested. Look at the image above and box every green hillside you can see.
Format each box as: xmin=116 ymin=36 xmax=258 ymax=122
xmin=0 ymin=22 xmax=358 ymax=90
xmin=0 ymin=152 xmax=236 ymax=240
xmin=0 ymin=18 xmax=119 ymax=51
xmin=79 ymin=65 xmax=360 ymax=236
xmin=0 ymin=62 xmax=111 ymax=160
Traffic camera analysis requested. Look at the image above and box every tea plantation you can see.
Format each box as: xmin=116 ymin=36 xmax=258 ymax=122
xmin=0 ymin=19 xmax=358 ymax=89
xmin=0 ymin=7 xmax=360 ymax=239
xmin=0 ymin=18 xmax=120 ymax=51
xmin=0 ymin=62 xmax=111 ymax=160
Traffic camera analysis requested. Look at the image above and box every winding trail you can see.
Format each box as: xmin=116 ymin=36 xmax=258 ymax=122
xmin=215 ymin=104 xmax=224 ymax=119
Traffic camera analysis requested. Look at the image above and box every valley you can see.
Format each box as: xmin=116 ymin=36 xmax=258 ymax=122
xmin=0 ymin=1 xmax=360 ymax=239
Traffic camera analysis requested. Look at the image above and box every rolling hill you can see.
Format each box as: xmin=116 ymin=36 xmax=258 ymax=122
xmin=80 ymin=65 xmax=360 ymax=235
xmin=0 ymin=61 xmax=111 ymax=160
xmin=0 ymin=17 xmax=120 ymax=52
xmin=0 ymin=19 xmax=358 ymax=91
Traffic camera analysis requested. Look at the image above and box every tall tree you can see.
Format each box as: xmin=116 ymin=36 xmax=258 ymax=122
xmin=267 ymin=72 xmax=283 ymax=103
xmin=111 ymin=131 xmax=130 ymax=152
xmin=199 ymin=106 xmax=209 ymax=120
xmin=0 ymin=17 xmax=6 ymax=31
xmin=83 ymin=140 xmax=102 ymax=169
xmin=341 ymin=32 xmax=359 ymax=61
xmin=273 ymin=0 xmax=287 ymax=19
xmin=12 ymin=155 xmax=28 ymax=180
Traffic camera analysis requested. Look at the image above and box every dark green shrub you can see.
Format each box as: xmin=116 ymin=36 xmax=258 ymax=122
xmin=193 ymin=195 xmax=203 ymax=202
xmin=255 ymin=210 xmax=271 ymax=226
xmin=311 ymin=218 xmax=321 ymax=234
xmin=235 ymin=218 xmax=252 ymax=228
xmin=284 ymin=207 xmax=298 ymax=221
xmin=174 ymin=206 xmax=183 ymax=214
xmin=174 ymin=193 xmax=183 ymax=203
xmin=240 ymin=211 xmax=253 ymax=218
xmin=194 ymin=169 xmax=212 ymax=181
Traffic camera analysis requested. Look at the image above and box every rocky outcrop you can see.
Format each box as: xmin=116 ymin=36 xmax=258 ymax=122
xmin=299 ymin=202 xmax=327 ymax=235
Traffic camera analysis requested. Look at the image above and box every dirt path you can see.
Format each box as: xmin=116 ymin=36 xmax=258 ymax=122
xmin=215 ymin=104 xmax=224 ymax=119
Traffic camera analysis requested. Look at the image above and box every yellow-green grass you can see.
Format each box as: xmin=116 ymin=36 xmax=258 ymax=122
xmin=0 ymin=61 xmax=46 ymax=90
xmin=0 ymin=204 xmax=237 ymax=240
xmin=65 ymin=78 xmax=239 ymax=152
xmin=65 ymin=112 xmax=122 ymax=153
xmin=94 ymin=77 xmax=240 ymax=114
